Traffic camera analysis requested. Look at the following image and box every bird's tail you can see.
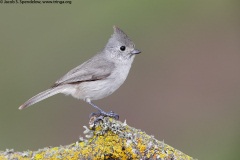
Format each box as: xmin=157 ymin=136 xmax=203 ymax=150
xmin=19 ymin=86 xmax=65 ymax=110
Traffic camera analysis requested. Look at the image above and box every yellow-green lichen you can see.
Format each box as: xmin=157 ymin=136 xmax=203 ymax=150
xmin=0 ymin=117 xmax=195 ymax=160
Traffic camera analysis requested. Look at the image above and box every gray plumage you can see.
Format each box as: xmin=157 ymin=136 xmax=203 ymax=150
xmin=19 ymin=26 xmax=141 ymax=114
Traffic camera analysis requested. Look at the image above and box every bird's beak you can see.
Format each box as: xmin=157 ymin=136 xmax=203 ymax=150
xmin=131 ymin=49 xmax=141 ymax=54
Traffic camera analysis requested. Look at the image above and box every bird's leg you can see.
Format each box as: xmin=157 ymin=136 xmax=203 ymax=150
xmin=87 ymin=101 xmax=119 ymax=120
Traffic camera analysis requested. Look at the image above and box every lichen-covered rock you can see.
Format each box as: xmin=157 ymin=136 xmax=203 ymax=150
xmin=0 ymin=116 xmax=195 ymax=160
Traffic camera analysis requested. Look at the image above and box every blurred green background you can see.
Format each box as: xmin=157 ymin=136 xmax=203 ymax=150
xmin=0 ymin=1 xmax=239 ymax=159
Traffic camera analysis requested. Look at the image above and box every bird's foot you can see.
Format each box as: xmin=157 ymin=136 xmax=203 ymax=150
xmin=89 ymin=110 xmax=119 ymax=121
xmin=89 ymin=110 xmax=119 ymax=128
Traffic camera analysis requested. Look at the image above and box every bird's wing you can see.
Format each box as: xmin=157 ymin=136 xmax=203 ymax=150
xmin=52 ymin=57 xmax=115 ymax=87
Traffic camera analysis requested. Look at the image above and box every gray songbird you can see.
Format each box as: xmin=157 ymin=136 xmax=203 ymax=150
xmin=19 ymin=26 xmax=141 ymax=119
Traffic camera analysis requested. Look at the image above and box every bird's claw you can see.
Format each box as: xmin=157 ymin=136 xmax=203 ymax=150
xmin=89 ymin=110 xmax=119 ymax=121
xmin=107 ymin=111 xmax=119 ymax=120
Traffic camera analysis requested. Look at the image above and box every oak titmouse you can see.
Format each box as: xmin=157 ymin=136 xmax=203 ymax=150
xmin=19 ymin=26 xmax=141 ymax=119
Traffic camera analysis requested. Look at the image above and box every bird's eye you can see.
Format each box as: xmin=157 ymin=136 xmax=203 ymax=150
xmin=120 ymin=46 xmax=126 ymax=51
